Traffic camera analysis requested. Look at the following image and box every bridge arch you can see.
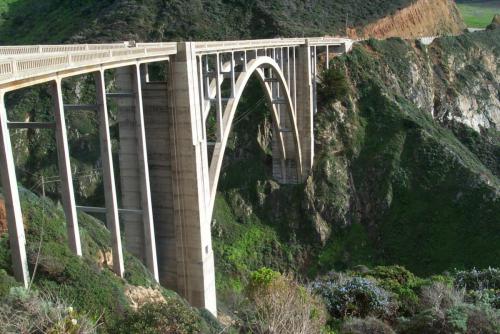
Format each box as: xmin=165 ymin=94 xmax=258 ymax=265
xmin=204 ymin=56 xmax=303 ymax=215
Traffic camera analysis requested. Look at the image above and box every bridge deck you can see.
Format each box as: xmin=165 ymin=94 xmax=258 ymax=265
xmin=0 ymin=37 xmax=352 ymax=91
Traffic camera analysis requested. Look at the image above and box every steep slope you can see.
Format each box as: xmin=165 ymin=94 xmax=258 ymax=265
xmin=0 ymin=0 xmax=430 ymax=44
xmin=210 ymin=29 xmax=500 ymax=297
xmin=307 ymin=28 xmax=500 ymax=274
xmin=0 ymin=190 xmax=220 ymax=333
xmin=352 ymin=0 xmax=466 ymax=39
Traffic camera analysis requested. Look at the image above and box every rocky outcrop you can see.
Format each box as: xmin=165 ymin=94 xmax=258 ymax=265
xmin=352 ymin=0 xmax=466 ymax=39
xmin=0 ymin=199 xmax=6 ymax=237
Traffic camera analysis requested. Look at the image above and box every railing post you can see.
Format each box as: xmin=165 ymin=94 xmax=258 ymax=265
xmin=132 ymin=64 xmax=159 ymax=282
xmin=52 ymin=79 xmax=82 ymax=256
xmin=0 ymin=91 xmax=29 ymax=287
xmin=94 ymin=70 xmax=125 ymax=277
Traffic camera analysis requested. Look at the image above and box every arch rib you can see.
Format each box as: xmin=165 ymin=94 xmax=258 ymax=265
xmin=207 ymin=56 xmax=303 ymax=216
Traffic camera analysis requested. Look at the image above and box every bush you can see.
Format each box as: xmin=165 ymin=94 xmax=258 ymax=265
xmin=0 ymin=269 xmax=19 ymax=298
xmin=363 ymin=266 xmax=425 ymax=315
xmin=418 ymin=282 xmax=464 ymax=312
xmin=341 ymin=317 xmax=395 ymax=334
xmin=454 ymin=268 xmax=500 ymax=309
xmin=318 ymin=65 xmax=350 ymax=104
xmin=311 ymin=273 xmax=396 ymax=319
xmin=110 ymin=299 xmax=204 ymax=334
xmin=399 ymin=304 xmax=500 ymax=334
xmin=454 ymin=268 xmax=500 ymax=291
xmin=0 ymin=287 xmax=96 ymax=334
xmin=245 ymin=268 xmax=327 ymax=334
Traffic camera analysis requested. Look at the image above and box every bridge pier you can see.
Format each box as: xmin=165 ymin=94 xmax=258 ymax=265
xmin=142 ymin=70 xmax=178 ymax=290
xmin=115 ymin=66 xmax=159 ymax=281
xmin=169 ymin=42 xmax=217 ymax=314
xmin=295 ymin=44 xmax=315 ymax=177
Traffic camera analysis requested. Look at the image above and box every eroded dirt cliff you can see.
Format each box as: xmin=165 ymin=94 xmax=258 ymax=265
xmin=351 ymin=0 xmax=466 ymax=39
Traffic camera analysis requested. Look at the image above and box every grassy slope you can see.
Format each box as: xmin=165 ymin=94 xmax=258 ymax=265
xmin=457 ymin=1 xmax=500 ymax=27
xmin=0 ymin=189 xmax=217 ymax=332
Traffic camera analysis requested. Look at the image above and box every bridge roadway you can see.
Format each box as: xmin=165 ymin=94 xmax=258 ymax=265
xmin=0 ymin=37 xmax=353 ymax=315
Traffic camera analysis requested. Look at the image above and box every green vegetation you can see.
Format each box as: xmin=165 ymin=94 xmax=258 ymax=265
xmin=0 ymin=0 xmax=418 ymax=44
xmin=310 ymin=266 xmax=500 ymax=333
xmin=0 ymin=189 xmax=220 ymax=333
xmin=0 ymin=287 xmax=97 ymax=333
xmin=456 ymin=1 xmax=499 ymax=28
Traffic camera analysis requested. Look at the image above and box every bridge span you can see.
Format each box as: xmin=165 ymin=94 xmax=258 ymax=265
xmin=0 ymin=37 xmax=353 ymax=315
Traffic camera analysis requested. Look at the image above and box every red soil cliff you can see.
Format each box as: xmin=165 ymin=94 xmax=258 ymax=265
xmin=350 ymin=0 xmax=466 ymax=39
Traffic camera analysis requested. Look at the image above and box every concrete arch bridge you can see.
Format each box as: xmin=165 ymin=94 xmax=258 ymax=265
xmin=0 ymin=37 xmax=353 ymax=315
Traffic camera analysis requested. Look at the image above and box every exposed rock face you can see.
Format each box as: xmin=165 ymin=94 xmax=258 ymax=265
xmin=488 ymin=14 xmax=500 ymax=30
xmin=0 ymin=199 xmax=6 ymax=237
xmin=124 ymin=285 xmax=166 ymax=310
xmin=419 ymin=38 xmax=498 ymax=132
xmin=352 ymin=0 xmax=466 ymax=39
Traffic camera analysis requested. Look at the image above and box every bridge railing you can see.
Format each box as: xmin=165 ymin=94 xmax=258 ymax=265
xmin=194 ymin=37 xmax=352 ymax=53
xmin=0 ymin=44 xmax=177 ymax=83
xmin=0 ymin=43 xmax=130 ymax=56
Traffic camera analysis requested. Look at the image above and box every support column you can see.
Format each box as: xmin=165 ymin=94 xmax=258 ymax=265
xmin=0 ymin=91 xmax=29 ymax=286
xmin=132 ymin=64 xmax=159 ymax=282
xmin=143 ymin=77 xmax=176 ymax=290
xmin=115 ymin=65 xmax=158 ymax=281
xmin=95 ymin=71 xmax=125 ymax=277
xmin=170 ymin=42 xmax=216 ymax=315
xmin=52 ymin=80 xmax=82 ymax=256
xmin=295 ymin=43 xmax=314 ymax=179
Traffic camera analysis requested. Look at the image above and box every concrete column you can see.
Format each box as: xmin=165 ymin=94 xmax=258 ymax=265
xmin=115 ymin=67 xmax=144 ymax=260
xmin=142 ymin=75 xmax=176 ymax=290
xmin=0 ymin=91 xmax=29 ymax=286
xmin=52 ymin=80 xmax=82 ymax=256
xmin=115 ymin=65 xmax=159 ymax=281
xmin=132 ymin=64 xmax=159 ymax=282
xmin=95 ymin=71 xmax=125 ymax=277
xmin=295 ymin=44 xmax=314 ymax=179
xmin=170 ymin=42 xmax=216 ymax=315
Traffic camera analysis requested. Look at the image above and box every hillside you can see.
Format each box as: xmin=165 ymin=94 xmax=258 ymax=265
xmin=352 ymin=0 xmax=466 ymax=39
xmin=211 ymin=28 xmax=500 ymax=292
xmin=0 ymin=2 xmax=498 ymax=333
xmin=0 ymin=0 xmax=462 ymax=44
xmin=0 ymin=190 xmax=220 ymax=333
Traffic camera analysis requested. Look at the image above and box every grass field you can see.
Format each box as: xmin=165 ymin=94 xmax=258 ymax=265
xmin=457 ymin=1 xmax=500 ymax=28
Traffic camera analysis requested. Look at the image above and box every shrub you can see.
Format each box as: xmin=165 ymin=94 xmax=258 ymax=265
xmin=341 ymin=317 xmax=395 ymax=334
xmin=0 ymin=287 xmax=96 ymax=334
xmin=418 ymin=282 xmax=464 ymax=312
xmin=454 ymin=268 xmax=500 ymax=291
xmin=454 ymin=268 xmax=500 ymax=309
xmin=245 ymin=268 xmax=327 ymax=334
xmin=0 ymin=269 xmax=19 ymax=298
xmin=110 ymin=299 xmax=204 ymax=334
xmin=399 ymin=304 xmax=500 ymax=334
xmin=363 ymin=266 xmax=425 ymax=315
xmin=318 ymin=65 xmax=350 ymax=103
xmin=311 ymin=273 xmax=396 ymax=319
